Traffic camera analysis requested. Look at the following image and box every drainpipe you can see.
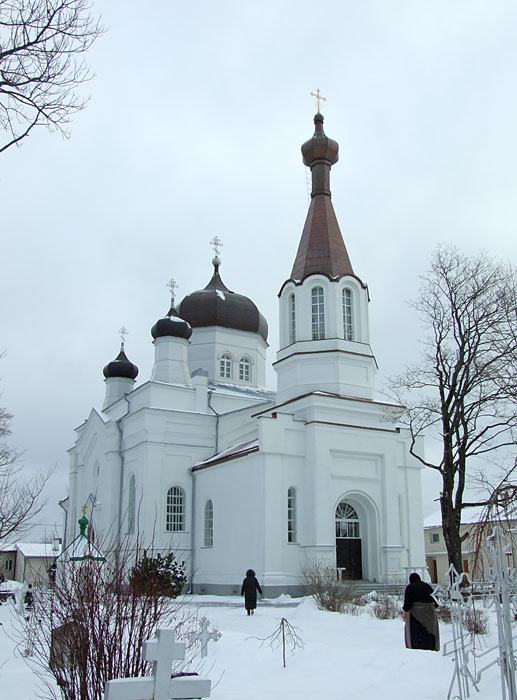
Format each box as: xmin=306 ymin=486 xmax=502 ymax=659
xmin=58 ymin=498 xmax=69 ymax=550
xmin=190 ymin=468 xmax=197 ymax=594
xmin=207 ymin=390 xmax=220 ymax=454
xmin=116 ymin=394 xmax=132 ymax=551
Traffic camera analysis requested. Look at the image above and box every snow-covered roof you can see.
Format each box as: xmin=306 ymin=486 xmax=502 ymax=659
xmin=16 ymin=542 xmax=61 ymax=558
xmin=0 ymin=542 xmax=61 ymax=557
xmin=424 ymin=506 xmax=508 ymax=529
xmin=208 ymin=380 xmax=275 ymax=401
xmin=193 ymin=439 xmax=259 ymax=470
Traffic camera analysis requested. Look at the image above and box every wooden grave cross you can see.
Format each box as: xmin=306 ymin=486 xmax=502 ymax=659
xmin=187 ymin=617 xmax=221 ymax=658
xmin=104 ymin=628 xmax=211 ymax=700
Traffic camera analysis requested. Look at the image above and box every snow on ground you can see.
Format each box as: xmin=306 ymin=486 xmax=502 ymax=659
xmin=0 ymin=594 xmax=507 ymax=700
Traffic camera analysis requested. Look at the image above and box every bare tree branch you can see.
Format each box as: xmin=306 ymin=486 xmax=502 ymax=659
xmin=0 ymin=0 xmax=103 ymax=153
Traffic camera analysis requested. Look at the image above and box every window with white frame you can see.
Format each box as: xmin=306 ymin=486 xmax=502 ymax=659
xmin=127 ymin=474 xmax=136 ymax=535
xmin=219 ymin=353 xmax=232 ymax=379
xmin=166 ymin=486 xmax=185 ymax=532
xmin=430 ymin=532 xmax=440 ymax=543
xmin=311 ymin=286 xmax=325 ymax=340
xmin=287 ymin=487 xmax=297 ymax=543
xmin=204 ymin=499 xmax=214 ymax=547
xmin=342 ymin=288 xmax=353 ymax=340
xmin=239 ymin=357 xmax=251 ymax=382
xmin=288 ymin=293 xmax=296 ymax=344
xmin=5 ymin=559 xmax=13 ymax=571
xmin=335 ymin=502 xmax=360 ymax=538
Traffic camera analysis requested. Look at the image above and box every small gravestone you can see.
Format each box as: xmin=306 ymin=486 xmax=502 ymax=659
xmin=50 ymin=620 xmax=86 ymax=670
xmin=104 ymin=628 xmax=210 ymax=700
xmin=187 ymin=617 xmax=221 ymax=658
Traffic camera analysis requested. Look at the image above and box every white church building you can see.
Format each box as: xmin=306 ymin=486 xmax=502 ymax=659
xmin=62 ymin=112 xmax=427 ymax=596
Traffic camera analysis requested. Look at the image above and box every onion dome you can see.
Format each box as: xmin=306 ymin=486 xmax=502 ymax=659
xmin=151 ymin=303 xmax=192 ymax=340
xmin=103 ymin=343 xmax=139 ymax=380
xmin=179 ymin=256 xmax=268 ymax=341
xmin=301 ymin=112 xmax=339 ymax=174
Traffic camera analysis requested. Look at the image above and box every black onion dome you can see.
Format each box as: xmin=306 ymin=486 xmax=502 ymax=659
xmin=179 ymin=257 xmax=268 ymax=341
xmin=151 ymin=303 xmax=192 ymax=340
xmin=301 ymin=112 xmax=339 ymax=167
xmin=103 ymin=344 xmax=139 ymax=380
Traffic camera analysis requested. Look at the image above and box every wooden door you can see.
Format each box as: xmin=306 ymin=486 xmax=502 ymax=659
xmin=336 ymin=539 xmax=362 ymax=579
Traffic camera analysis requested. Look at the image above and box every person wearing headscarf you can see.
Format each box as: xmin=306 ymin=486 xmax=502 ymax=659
xmin=240 ymin=569 xmax=262 ymax=615
xmin=402 ymin=572 xmax=440 ymax=650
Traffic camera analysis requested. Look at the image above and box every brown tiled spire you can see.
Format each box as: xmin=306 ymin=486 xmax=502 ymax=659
xmin=290 ymin=113 xmax=354 ymax=282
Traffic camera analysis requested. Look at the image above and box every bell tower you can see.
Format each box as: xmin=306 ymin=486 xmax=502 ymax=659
xmin=275 ymin=111 xmax=377 ymax=403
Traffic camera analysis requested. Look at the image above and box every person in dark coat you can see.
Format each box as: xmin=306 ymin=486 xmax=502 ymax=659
xmin=402 ymin=572 xmax=439 ymax=651
xmin=241 ymin=569 xmax=262 ymax=615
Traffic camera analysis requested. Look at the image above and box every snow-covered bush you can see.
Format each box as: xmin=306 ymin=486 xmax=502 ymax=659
xmin=300 ymin=559 xmax=357 ymax=612
xmin=130 ymin=550 xmax=187 ymax=598
xmin=370 ymin=594 xmax=400 ymax=620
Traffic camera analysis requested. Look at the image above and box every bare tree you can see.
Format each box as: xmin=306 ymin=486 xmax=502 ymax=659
xmin=390 ymin=245 xmax=517 ymax=574
xmin=0 ymin=370 xmax=51 ymax=541
xmin=0 ymin=0 xmax=103 ymax=154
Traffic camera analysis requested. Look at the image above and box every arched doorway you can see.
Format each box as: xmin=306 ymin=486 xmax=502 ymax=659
xmin=335 ymin=501 xmax=362 ymax=579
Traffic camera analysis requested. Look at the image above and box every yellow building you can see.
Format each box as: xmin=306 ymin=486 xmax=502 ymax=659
xmin=424 ymin=509 xmax=517 ymax=583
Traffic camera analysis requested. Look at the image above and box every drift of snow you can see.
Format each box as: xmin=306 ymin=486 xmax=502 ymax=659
xmin=0 ymin=594 xmax=506 ymax=700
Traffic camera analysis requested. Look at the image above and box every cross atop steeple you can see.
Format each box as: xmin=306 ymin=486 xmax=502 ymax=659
xmin=118 ymin=326 xmax=128 ymax=346
xmin=209 ymin=236 xmax=223 ymax=257
xmin=311 ymin=88 xmax=326 ymax=114
xmin=167 ymin=278 xmax=178 ymax=304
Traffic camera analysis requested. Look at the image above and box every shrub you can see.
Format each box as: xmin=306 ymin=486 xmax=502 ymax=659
xmin=130 ymin=551 xmax=187 ymax=598
xmin=370 ymin=594 xmax=400 ymax=620
xmin=300 ymin=559 xmax=357 ymax=612
xmin=463 ymin=607 xmax=489 ymax=635
xmin=436 ymin=605 xmax=452 ymax=624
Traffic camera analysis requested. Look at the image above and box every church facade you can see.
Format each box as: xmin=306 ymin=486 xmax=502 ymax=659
xmin=63 ymin=113 xmax=427 ymax=596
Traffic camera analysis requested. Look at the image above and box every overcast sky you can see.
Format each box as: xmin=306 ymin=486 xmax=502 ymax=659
xmin=2 ymin=0 xmax=517 ymax=538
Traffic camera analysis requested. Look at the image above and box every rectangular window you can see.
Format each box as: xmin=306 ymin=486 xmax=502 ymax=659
xmin=311 ymin=287 xmax=325 ymax=340
xmin=343 ymin=289 xmax=353 ymax=340
xmin=287 ymin=488 xmax=296 ymax=543
xmin=430 ymin=533 xmax=439 ymax=543
xmin=5 ymin=559 xmax=13 ymax=571
xmin=289 ymin=294 xmax=296 ymax=344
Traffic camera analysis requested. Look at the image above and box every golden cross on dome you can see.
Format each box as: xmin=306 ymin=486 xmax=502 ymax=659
xmin=167 ymin=278 xmax=177 ymax=304
xmin=119 ymin=326 xmax=128 ymax=345
xmin=82 ymin=504 xmax=87 ymax=516
xmin=210 ymin=236 xmax=223 ymax=257
xmin=311 ymin=88 xmax=326 ymax=114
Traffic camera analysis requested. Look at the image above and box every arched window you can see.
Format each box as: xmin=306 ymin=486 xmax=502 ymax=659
xmin=239 ymin=357 xmax=251 ymax=382
xmin=204 ymin=499 xmax=213 ymax=547
xmin=287 ymin=487 xmax=297 ymax=543
xmin=166 ymin=486 xmax=185 ymax=532
xmin=288 ymin=293 xmax=296 ymax=344
xmin=219 ymin=353 xmax=232 ymax=379
xmin=127 ymin=474 xmax=135 ymax=535
xmin=342 ymin=288 xmax=353 ymax=340
xmin=335 ymin=502 xmax=359 ymax=538
xmin=311 ymin=286 xmax=325 ymax=340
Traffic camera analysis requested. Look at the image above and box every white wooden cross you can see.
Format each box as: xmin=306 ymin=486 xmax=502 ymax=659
xmin=104 ymin=628 xmax=211 ymax=700
xmin=187 ymin=617 xmax=221 ymax=658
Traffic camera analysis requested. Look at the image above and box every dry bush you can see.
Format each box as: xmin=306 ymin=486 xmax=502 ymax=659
xmin=436 ymin=605 xmax=452 ymax=624
xmin=300 ymin=559 xmax=357 ymax=612
xmin=18 ymin=540 xmax=195 ymax=700
xmin=463 ymin=606 xmax=489 ymax=635
xmin=370 ymin=594 xmax=400 ymax=620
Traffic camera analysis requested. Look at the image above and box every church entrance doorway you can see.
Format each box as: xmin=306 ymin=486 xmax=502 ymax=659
xmin=335 ymin=502 xmax=362 ymax=579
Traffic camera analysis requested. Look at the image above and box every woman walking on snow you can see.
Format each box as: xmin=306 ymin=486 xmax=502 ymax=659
xmin=241 ymin=569 xmax=262 ymax=615
xmin=402 ymin=572 xmax=440 ymax=651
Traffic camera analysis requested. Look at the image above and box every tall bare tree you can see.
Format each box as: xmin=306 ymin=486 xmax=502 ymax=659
xmin=391 ymin=245 xmax=517 ymax=574
xmin=0 ymin=388 xmax=50 ymax=541
xmin=0 ymin=0 xmax=103 ymax=154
